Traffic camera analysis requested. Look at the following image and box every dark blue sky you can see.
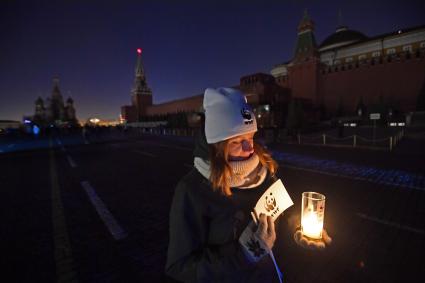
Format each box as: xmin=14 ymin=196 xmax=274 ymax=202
xmin=1 ymin=0 xmax=424 ymax=121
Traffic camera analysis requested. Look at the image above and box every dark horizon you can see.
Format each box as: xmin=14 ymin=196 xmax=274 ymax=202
xmin=1 ymin=0 xmax=424 ymax=121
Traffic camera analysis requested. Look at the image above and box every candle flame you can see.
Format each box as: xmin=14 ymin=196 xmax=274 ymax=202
xmin=301 ymin=211 xmax=323 ymax=239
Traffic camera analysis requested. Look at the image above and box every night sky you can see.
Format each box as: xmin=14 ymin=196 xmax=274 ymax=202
xmin=1 ymin=0 xmax=424 ymax=122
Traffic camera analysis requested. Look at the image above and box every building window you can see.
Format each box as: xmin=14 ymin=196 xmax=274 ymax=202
xmin=334 ymin=60 xmax=341 ymax=65
xmin=345 ymin=57 xmax=353 ymax=63
xmin=372 ymin=51 xmax=381 ymax=57
xmin=386 ymin=48 xmax=396 ymax=55
xmin=402 ymin=45 xmax=412 ymax=52
xmin=358 ymin=54 xmax=366 ymax=60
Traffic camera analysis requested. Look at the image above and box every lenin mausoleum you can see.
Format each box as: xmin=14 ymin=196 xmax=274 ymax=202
xmin=121 ymin=12 xmax=425 ymax=129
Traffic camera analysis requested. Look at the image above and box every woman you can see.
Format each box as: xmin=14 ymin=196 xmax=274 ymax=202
xmin=166 ymin=87 xmax=331 ymax=283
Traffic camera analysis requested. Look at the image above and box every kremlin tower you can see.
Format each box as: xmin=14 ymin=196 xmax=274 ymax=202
xmin=121 ymin=48 xmax=153 ymax=123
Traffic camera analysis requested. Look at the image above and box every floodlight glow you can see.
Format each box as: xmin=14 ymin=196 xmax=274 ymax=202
xmin=33 ymin=125 xmax=40 ymax=135
xmin=90 ymin=118 xmax=100 ymax=124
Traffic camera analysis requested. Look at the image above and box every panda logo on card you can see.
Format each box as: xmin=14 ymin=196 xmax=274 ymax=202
xmin=264 ymin=193 xmax=277 ymax=212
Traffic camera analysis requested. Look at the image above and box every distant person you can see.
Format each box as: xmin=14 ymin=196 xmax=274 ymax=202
xmin=166 ymin=88 xmax=331 ymax=283
xmin=338 ymin=120 xmax=344 ymax=138
xmin=82 ymin=125 xmax=88 ymax=141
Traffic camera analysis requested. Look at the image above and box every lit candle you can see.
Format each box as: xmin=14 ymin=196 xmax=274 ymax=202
xmin=301 ymin=192 xmax=325 ymax=239
xmin=301 ymin=209 xmax=323 ymax=239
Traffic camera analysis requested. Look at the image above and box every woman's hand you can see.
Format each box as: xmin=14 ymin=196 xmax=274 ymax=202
xmin=256 ymin=214 xmax=276 ymax=250
xmin=293 ymin=228 xmax=332 ymax=250
xmin=239 ymin=214 xmax=276 ymax=262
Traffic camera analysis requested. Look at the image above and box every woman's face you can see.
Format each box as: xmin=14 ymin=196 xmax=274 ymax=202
xmin=227 ymin=132 xmax=255 ymax=161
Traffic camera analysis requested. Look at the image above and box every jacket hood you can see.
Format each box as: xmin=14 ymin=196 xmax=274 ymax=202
xmin=193 ymin=125 xmax=210 ymax=160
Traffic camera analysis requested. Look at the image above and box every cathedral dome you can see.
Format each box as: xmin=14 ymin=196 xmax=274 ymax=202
xmin=319 ymin=26 xmax=368 ymax=50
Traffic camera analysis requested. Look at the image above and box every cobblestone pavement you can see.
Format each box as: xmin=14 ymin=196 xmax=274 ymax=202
xmin=1 ymin=132 xmax=424 ymax=282
xmin=272 ymin=151 xmax=425 ymax=191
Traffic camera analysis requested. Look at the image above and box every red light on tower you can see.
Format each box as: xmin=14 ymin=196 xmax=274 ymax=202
xmin=137 ymin=48 xmax=142 ymax=54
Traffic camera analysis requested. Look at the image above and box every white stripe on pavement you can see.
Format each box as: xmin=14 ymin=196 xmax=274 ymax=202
xmin=81 ymin=181 xmax=128 ymax=240
xmin=49 ymin=140 xmax=78 ymax=282
xmin=356 ymin=213 xmax=425 ymax=235
xmin=134 ymin=150 xmax=156 ymax=157
xmin=66 ymin=155 xmax=77 ymax=168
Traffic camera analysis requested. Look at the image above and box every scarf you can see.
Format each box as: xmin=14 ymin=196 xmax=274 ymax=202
xmin=194 ymin=153 xmax=267 ymax=189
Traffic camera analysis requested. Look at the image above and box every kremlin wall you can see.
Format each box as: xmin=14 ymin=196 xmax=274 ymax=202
xmin=121 ymin=12 xmax=425 ymax=129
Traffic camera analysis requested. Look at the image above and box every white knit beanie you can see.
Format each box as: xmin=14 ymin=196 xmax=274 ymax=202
xmin=203 ymin=87 xmax=257 ymax=144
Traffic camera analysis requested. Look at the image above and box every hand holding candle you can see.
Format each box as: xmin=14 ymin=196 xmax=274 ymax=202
xmin=301 ymin=192 xmax=325 ymax=239
xmin=293 ymin=191 xmax=332 ymax=250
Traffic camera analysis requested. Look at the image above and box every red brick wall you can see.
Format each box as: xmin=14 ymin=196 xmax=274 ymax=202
xmin=121 ymin=105 xmax=137 ymax=123
xmin=132 ymin=94 xmax=153 ymax=119
xmin=287 ymin=59 xmax=320 ymax=103
xmin=319 ymin=55 xmax=425 ymax=113
xmin=145 ymin=95 xmax=204 ymax=116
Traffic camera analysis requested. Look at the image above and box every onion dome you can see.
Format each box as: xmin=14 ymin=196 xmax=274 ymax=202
xmin=35 ymin=97 xmax=44 ymax=105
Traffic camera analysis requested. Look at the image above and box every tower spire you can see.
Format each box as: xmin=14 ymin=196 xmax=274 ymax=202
xmin=50 ymin=76 xmax=65 ymax=121
xmin=337 ymin=9 xmax=343 ymax=27
xmin=135 ymin=48 xmax=145 ymax=79
xmin=52 ymin=76 xmax=62 ymax=98
xmin=293 ymin=10 xmax=318 ymax=62
xmin=132 ymin=48 xmax=151 ymax=97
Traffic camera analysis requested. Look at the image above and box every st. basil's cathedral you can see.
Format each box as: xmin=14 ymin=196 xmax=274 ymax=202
xmin=29 ymin=77 xmax=78 ymax=127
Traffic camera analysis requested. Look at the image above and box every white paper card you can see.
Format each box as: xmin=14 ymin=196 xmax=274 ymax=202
xmin=254 ymin=179 xmax=294 ymax=220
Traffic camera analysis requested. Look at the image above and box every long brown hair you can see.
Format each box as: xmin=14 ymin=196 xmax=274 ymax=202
xmin=208 ymin=140 xmax=278 ymax=196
